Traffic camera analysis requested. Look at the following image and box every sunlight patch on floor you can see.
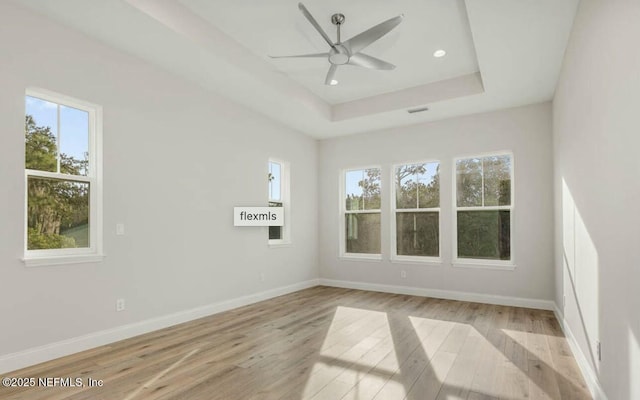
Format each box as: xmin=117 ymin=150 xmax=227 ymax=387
xmin=123 ymin=348 xmax=199 ymax=400
xmin=300 ymin=306 xmax=391 ymax=399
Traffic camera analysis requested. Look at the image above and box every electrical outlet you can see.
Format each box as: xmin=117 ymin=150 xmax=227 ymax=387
xmin=116 ymin=223 xmax=125 ymax=236
xmin=596 ymin=341 xmax=601 ymax=361
xmin=400 ymin=270 xmax=407 ymax=279
xmin=116 ymin=298 xmax=125 ymax=312
xmin=260 ymin=273 xmax=265 ymax=282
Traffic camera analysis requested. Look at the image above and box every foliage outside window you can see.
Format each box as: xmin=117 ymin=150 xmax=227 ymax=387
xmin=268 ymin=159 xmax=289 ymax=244
xmin=24 ymin=90 xmax=101 ymax=263
xmin=393 ymin=162 xmax=440 ymax=259
xmin=343 ymin=168 xmax=381 ymax=256
xmin=455 ymin=154 xmax=512 ymax=262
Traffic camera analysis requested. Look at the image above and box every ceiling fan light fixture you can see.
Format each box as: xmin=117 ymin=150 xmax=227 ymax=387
xmin=433 ymin=49 xmax=447 ymax=58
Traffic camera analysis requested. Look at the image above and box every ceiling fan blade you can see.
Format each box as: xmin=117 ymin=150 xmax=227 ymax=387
xmin=325 ymin=64 xmax=338 ymax=85
xmin=269 ymin=53 xmax=329 ymax=59
xmin=343 ymin=15 xmax=404 ymax=54
xmin=298 ymin=3 xmax=336 ymax=50
xmin=348 ymin=53 xmax=396 ymax=70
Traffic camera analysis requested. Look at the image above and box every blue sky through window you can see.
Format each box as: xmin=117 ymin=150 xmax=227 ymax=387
xmin=26 ymin=96 xmax=89 ymax=166
xmin=269 ymin=161 xmax=281 ymax=202
xmin=345 ymin=170 xmax=365 ymax=199
xmin=398 ymin=162 xmax=439 ymax=187
xmin=346 ymin=164 xmax=438 ymax=201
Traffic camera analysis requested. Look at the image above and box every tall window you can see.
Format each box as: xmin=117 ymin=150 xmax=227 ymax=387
xmin=342 ymin=168 xmax=381 ymax=257
xmin=455 ymin=153 xmax=513 ymax=264
xmin=392 ymin=162 xmax=440 ymax=260
xmin=24 ymin=89 xmax=102 ymax=265
xmin=268 ymin=159 xmax=290 ymax=244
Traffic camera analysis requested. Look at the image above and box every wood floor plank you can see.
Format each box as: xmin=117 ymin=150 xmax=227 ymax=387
xmin=404 ymin=350 xmax=456 ymax=400
xmin=528 ymin=358 xmax=562 ymax=400
xmin=435 ymin=334 xmax=489 ymax=400
xmin=1 ymin=287 xmax=591 ymax=400
xmin=469 ymin=305 xmax=508 ymax=398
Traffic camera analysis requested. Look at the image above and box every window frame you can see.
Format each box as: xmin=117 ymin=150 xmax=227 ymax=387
xmin=390 ymin=159 xmax=441 ymax=264
xmin=268 ymin=158 xmax=291 ymax=247
xmin=339 ymin=166 xmax=382 ymax=261
xmin=452 ymin=151 xmax=515 ymax=269
xmin=23 ymin=88 xmax=103 ymax=266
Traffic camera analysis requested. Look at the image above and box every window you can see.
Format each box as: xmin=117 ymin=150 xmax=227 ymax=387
xmin=24 ymin=89 xmax=102 ymax=265
xmin=341 ymin=168 xmax=381 ymax=258
xmin=268 ymin=159 xmax=290 ymax=245
xmin=454 ymin=153 xmax=513 ymax=265
xmin=392 ymin=162 xmax=440 ymax=260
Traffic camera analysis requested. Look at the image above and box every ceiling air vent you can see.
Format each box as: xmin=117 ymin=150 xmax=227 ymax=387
xmin=407 ymin=106 xmax=429 ymax=114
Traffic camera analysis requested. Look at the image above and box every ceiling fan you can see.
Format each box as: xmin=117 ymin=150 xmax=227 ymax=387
xmin=270 ymin=3 xmax=404 ymax=86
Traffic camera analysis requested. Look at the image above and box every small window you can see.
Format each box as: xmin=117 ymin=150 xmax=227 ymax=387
xmin=24 ymin=89 xmax=102 ymax=265
xmin=268 ymin=159 xmax=290 ymax=245
xmin=454 ymin=153 xmax=513 ymax=264
xmin=341 ymin=168 xmax=381 ymax=258
xmin=392 ymin=162 xmax=440 ymax=260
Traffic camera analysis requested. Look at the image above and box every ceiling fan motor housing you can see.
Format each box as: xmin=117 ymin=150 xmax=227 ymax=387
xmin=329 ymin=45 xmax=350 ymax=65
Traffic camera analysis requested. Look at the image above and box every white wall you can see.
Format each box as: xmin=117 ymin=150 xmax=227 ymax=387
xmin=319 ymin=103 xmax=554 ymax=303
xmin=553 ymin=0 xmax=640 ymax=398
xmin=9 ymin=5 xmax=639 ymax=397
xmin=0 ymin=1 xmax=317 ymax=369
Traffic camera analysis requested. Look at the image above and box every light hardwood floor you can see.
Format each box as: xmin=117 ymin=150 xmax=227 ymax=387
xmin=1 ymin=287 xmax=590 ymax=400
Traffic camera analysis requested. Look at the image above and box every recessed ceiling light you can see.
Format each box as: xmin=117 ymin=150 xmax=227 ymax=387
xmin=330 ymin=79 xmax=339 ymax=86
xmin=433 ymin=49 xmax=447 ymax=58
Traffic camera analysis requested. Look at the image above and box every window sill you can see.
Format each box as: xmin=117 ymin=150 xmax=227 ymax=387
xmin=339 ymin=254 xmax=382 ymax=262
xmin=451 ymin=261 xmax=516 ymax=271
xmin=390 ymin=256 xmax=442 ymax=265
xmin=268 ymin=241 xmax=292 ymax=248
xmin=22 ymin=254 xmax=105 ymax=267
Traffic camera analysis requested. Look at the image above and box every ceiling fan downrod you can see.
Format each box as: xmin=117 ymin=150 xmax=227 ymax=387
xmin=328 ymin=13 xmax=350 ymax=67
xmin=331 ymin=13 xmax=345 ymax=44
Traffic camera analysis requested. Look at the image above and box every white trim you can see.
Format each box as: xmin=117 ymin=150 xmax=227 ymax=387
xmin=452 ymin=149 xmax=515 ymax=162
xmin=394 ymin=208 xmax=442 ymax=212
xmin=456 ymin=206 xmax=511 ymax=211
xmin=23 ymin=88 xmax=103 ymax=262
xmin=319 ymin=279 xmax=555 ymax=311
xmin=339 ymin=166 xmax=382 ymax=258
xmin=0 ymin=279 xmax=320 ymax=374
xmin=268 ymin=158 xmax=291 ymax=245
xmin=339 ymin=254 xmax=383 ymax=262
xmin=452 ymin=259 xmax=516 ymax=270
xmin=452 ymin=151 xmax=514 ymax=265
xmin=24 ymin=169 xmax=92 ymax=183
xmin=22 ymin=254 xmax=105 ymax=267
xmin=390 ymin=256 xmax=442 ymax=265
xmin=553 ymin=305 xmax=608 ymax=400
xmin=268 ymin=242 xmax=292 ymax=248
xmin=390 ymin=160 xmax=441 ymax=261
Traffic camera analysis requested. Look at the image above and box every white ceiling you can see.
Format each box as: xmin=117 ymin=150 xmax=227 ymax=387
xmin=180 ymin=0 xmax=480 ymax=104
xmin=13 ymin=0 xmax=579 ymax=139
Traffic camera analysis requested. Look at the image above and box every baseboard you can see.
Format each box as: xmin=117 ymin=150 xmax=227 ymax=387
xmin=319 ymin=278 xmax=555 ymax=310
xmin=553 ymin=305 xmax=608 ymax=400
xmin=0 ymin=279 xmax=320 ymax=374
